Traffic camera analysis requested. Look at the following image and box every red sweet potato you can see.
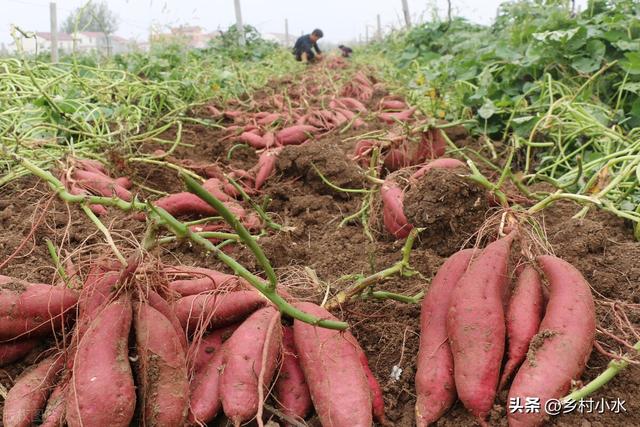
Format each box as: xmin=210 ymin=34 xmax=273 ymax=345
xmin=383 ymin=146 xmax=412 ymax=170
xmin=238 ymin=131 xmax=267 ymax=149
xmin=415 ymin=249 xmax=476 ymax=426
xmin=168 ymin=267 xmax=248 ymax=296
xmin=135 ymin=302 xmax=189 ymax=427
xmin=378 ymin=108 xmax=416 ymax=124
xmin=411 ymin=158 xmax=465 ymax=180
xmin=499 ymin=265 xmax=544 ymax=390
xmin=418 ymin=128 xmax=447 ymax=160
xmin=75 ymin=158 xmax=108 ymax=175
xmin=202 ymin=178 xmax=233 ymax=202
xmin=66 ymin=296 xmax=135 ymax=427
xmin=380 ymin=99 xmax=407 ymax=111
xmin=447 ymin=233 xmax=516 ymax=423
xmin=380 ymin=180 xmax=413 ymax=239
xmin=3 ymin=354 xmax=64 ymax=427
xmin=73 ymin=169 xmax=132 ymax=201
xmin=115 ymin=176 xmax=132 ymax=189
xmin=151 ymin=192 xmax=217 ymax=217
xmin=257 ymin=113 xmax=282 ymax=125
xmin=338 ymin=97 xmax=367 ymax=113
xmin=147 ymin=289 xmax=188 ymax=352
xmin=220 ymin=306 xmax=282 ymax=426
xmin=507 ymin=255 xmax=595 ymax=427
xmin=40 ymin=378 xmax=67 ymax=427
xmin=351 ymin=336 xmax=389 ymax=426
xmin=274 ymin=326 xmax=312 ymax=424
xmin=263 ymin=131 xmax=276 ymax=148
xmin=254 ymin=147 xmax=281 ymax=190
xmin=353 ymin=139 xmax=378 ymax=166
xmin=293 ymin=302 xmax=372 ymax=427
xmin=0 ymin=277 xmax=78 ymax=340
xmin=174 ymin=290 xmax=268 ymax=333
xmin=189 ymin=324 xmax=239 ymax=374
xmin=188 ymin=339 xmax=225 ymax=424
xmin=0 ymin=338 xmax=38 ymax=367
xmin=276 ymin=125 xmax=318 ymax=145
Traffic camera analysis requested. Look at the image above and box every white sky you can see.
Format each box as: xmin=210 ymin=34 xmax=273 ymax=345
xmin=1 ymin=0 xmax=588 ymax=46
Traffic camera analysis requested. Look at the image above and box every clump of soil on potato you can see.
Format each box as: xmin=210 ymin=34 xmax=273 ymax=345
xmin=276 ymin=139 xmax=365 ymax=197
xmin=403 ymin=168 xmax=491 ymax=256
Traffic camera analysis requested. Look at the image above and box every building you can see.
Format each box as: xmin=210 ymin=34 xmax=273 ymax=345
xmin=263 ymin=32 xmax=292 ymax=47
xmin=151 ymin=26 xmax=220 ymax=48
xmin=9 ymin=31 xmax=134 ymax=55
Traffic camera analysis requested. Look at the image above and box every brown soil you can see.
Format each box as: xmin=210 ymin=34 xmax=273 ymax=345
xmin=1 ymin=68 xmax=639 ymax=427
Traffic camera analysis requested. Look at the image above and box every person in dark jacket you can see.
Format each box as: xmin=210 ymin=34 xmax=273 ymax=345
xmin=338 ymin=44 xmax=353 ymax=58
xmin=293 ymin=29 xmax=323 ymax=62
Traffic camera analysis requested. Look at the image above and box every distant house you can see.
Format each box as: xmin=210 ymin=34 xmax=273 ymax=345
xmin=151 ymin=26 xmax=220 ymax=48
xmin=11 ymin=31 xmax=134 ymax=55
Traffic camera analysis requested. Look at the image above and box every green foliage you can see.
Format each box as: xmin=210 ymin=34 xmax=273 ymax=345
xmin=61 ymin=1 xmax=119 ymax=35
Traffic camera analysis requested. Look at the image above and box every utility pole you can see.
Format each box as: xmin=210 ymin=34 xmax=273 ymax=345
xmin=50 ymin=2 xmax=58 ymax=62
xmin=365 ymin=26 xmax=369 ymax=43
xmin=233 ymin=0 xmax=245 ymax=46
xmin=401 ymin=0 xmax=411 ymax=28
xmin=377 ymin=14 xmax=382 ymax=40
xmin=284 ymin=18 xmax=290 ymax=46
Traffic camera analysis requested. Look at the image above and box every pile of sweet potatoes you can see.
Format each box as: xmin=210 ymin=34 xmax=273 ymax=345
xmin=2 ymin=260 xmax=387 ymax=427
xmin=60 ymin=158 xmax=133 ymax=215
xmin=415 ymin=232 xmax=596 ymax=426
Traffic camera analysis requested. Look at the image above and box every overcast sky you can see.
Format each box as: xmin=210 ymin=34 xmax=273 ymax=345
xmin=1 ymin=0 xmax=588 ymax=47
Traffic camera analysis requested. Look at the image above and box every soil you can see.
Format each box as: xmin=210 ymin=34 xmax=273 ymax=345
xmin=1 ymin=65 xmax=639 ymax=427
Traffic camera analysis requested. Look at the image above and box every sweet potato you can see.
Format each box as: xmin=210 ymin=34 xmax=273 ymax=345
xmin=351 ymin=336 xmax=389 ymax=426
xmin=257 ymin=113 xmax=282 ymax=126
xmin=380 ymin=180 xmax=413 ymax=239
xmin=73 ymin=169 xmax=132 ymax=201
xmin=188 ymin=339 xmax=225 ymax=424
xmin=380 ymin=99 xmax=407 ymax=111
xmin=254 ymin=147 xmax=281 ymax=190
xmin=66 ymin=296 xmax=135 ymax=427
xmin=201 ymin=178 xmax=234 ymax=202
xmin=0 ymin=338 xmax=38 ymax=367
xmin=415 ymin=249 xmax=476 ymax=426
xmin=337 ymin=97 xmax=367 ymax=113
xmin=378 ymin=108 xmax=416 ymax=124
xmin=275 ymin=326 xmax=312 ymax=424
xmin=293 ymin=302 xmax=372 ymax=427
xmin=220 ymin=306 xmax=282 ymax=426
xmin=499 ymin=265 xmax=544 ymax=390
xmin=276 ymin=125 xmax=318 ymax=145
xmin=40 ymin=378 xmax=67 ymax=427
xmin=0 ymin=277 xmax=78 ymax=340
xmin=507 ymin=255 xmax=595 ymax=427
xmin=238 ymin=131 xmax=267 ymax=149
xmin=174 ymin=290 xmax=268 ymax=333
xmin=189 ymin=324 xmax=239 ymax=374
xmin=418 ymin=128 xmax=447 ymax=160
xmin=147 ymin=289 xmax=188 ymax=352
xmin=3 ymin=354 xmax=64 ymax=427
xmin=168 ymin=267 xmax=247 ymax=296
xmin=383 ymin=146 xmax=412 ymax=170
xmin=447 ymin=233 xmax=516 ymax=423
xmin=135 ymin=302 xmax=189 ymax=427
xmin=411 ymin=158 xmax=465 ymax=180
xmin=353 ymin=139 xmax=378 ymax=166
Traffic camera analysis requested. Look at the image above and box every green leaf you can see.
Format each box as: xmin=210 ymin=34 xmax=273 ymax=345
xmin=478 ymin=99 xmax=497 ymax=119
xmin=620 ymin=82 xmax=640 ymax=94
xmin=620 ymin=52 xmax=640 ymax=75
xmin=614 ymin=39 xmax=640 ymax=51
xmin=571 ymin=57 xmax=601 ymax=74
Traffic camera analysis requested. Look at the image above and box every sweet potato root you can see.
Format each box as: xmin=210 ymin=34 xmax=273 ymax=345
xmin=499 ymin=265 xmax=544 ymax=390
xmin=276 ymin=125 xmax=318 ymax=145
xmin=147 ymin=289 xmax=188 ymax=352
xmin=40 ymin=377 xmax=67 ymax=427
xmin=411 ymin=158 xmax=465 ymax=180
xmin=447 ymin=233 xmax=516 ymax=423
xmin=174 ymin=290 xmax=268 ymax=333
xmin=378 ymin=108 xmax=416 ymax=124
xmin=66 ymin=296 xmax=135 ymax=427
xmin=507 ymin=255 xmax=595 ymax=427
xmin=220 ymin=306 xmax=282 ymax=426
xmin=188 ymin=337 xmax=226 ymax=424
xmin=3 ymin=354 xmax=64 ymax=427
xmin=135 ymin=302 xmax=189 ymax=427
xmin=253 ymin=147 xmax=281 ymax=190
xmin=416 ymin=249 xmax=475 ymax=426
xmin=0 ymin=338 xmax=38 ymax=367
xmin=380 ymin=180 xmax=413 ymax=239
xmin=293 ymin=302 xmax=372 ymax=427
xmin=274 ymin=326 xmax=312 ymax=424
xmin=168 ymin=267 xmax=248 ymax=296
xmin=0 ymin=277 xmax=78 ymax=340
xmin=189 ymin=324 xmax=239 ymax=374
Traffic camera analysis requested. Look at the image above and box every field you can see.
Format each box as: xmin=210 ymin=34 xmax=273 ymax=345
xmin=1 ymin=2 xmax=640 ymax=427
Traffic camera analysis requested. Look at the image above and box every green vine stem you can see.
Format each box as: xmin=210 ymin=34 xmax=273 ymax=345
xmin=465 ymin=160 xmax=509 ymax=206
xmin=563 ymin=340 xmax=640 ymax=402
xmin=225 ymin=175 xmax=288 ymax=232
xmin=45 ymin=238 xmax=69 ymax=286
xmin=325 ymin=227 xmax=423 ymax=310
xmin=80 ymin=205 xmax=127 ymax=265
xmin=368 ymin=290 xmax=424 ymax=304
xmin=181 ymin=173 xmax=278 ymax=290
xmin=149 ymin=203 xmax=348 ymax=330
